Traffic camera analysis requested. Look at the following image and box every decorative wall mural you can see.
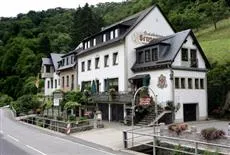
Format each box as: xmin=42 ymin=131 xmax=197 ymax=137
xmin=157 ymin=74 xmax=167 ymax=89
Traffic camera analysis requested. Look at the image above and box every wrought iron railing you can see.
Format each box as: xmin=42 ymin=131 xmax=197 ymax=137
xmin=91 ymin=91 xmax=133 ymax=103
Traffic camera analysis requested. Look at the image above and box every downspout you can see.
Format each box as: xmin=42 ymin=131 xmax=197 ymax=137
xmin=170 ymin=64 xmax=175 ymax=122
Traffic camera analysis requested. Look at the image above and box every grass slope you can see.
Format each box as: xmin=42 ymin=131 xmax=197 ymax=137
xmin=196 ymin=18 xmax=230 ymax=64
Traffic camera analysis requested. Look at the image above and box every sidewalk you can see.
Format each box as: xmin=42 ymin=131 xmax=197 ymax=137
xmin=71 ymin=121 xmax=132 ymax=151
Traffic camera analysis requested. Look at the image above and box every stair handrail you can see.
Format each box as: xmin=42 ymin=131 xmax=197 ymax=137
xmin=148 ymin=110 xmax=171 ymax=127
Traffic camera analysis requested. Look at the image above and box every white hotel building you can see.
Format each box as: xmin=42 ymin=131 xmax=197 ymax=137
xmin=44 ymin=5 xmax=209 ymax=123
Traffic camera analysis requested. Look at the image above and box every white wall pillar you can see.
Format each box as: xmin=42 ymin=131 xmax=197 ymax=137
xmin=108 ymin=104 xmax=111 ymax=122
xmin=123 ymin=104 xmax=126 ymax=119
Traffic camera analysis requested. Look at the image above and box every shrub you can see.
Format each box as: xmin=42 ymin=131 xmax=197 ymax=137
xmin=168 ymin=123 xmax=188 ymax=135
xmin=68 ymin=115 xmax=76 ymax=122
xmin=201 ymin=128 xmax=225 ymax=140
xmin=0 ymin=94 xmax=13 ymax=107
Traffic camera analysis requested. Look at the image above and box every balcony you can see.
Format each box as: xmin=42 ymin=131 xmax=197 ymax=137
xmin=41 ymin=72 xmax=53 ymax=78
xmin=91 ymin=91 xmax=133 ymax=103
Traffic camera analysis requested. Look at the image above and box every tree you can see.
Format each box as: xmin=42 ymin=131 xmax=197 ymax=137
xmin=70 ymin=3 xmax=104 ymax=48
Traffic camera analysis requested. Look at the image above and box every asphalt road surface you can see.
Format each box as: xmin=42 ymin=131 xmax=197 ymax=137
xmin=0 ymin=108 xmax=129 ymax=155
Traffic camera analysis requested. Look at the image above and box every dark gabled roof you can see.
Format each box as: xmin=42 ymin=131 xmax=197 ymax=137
xmin=50 ymin=53 xmax=64 ymax=71
xmin=42 ymin=58 xmax=52 ymax=65
xmin=61 ymin=47 xmax=82 ymax=58
xmin=78 ymin=5 xmax=160 ymax=56
xmin=132 ymin=29 xmax=210 ymax=72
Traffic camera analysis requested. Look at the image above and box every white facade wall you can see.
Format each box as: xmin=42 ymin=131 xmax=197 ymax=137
xmin=173 ymin=35 xmax=206 ymax=69
xmin=173 ymin=70 xmax=207 ymax=122
xmin=78 ymin=44 xmax=126 ymax=91
xmin=125 ymin=7 xmax=175 ymax=89
xmin=44 ymin=72 xmax=61 ymax=96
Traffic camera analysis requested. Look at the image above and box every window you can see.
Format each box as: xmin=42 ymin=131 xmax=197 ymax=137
xmin=138 ymin=51 xmax=144 ymax=64
xmin=115 ymin=29 xmax=118 ymax=38
xmin=104 ymin=55 xmax=109 ymax=67
xmin=103 ymin=34 xmax=106 ymax=42
xmin=188 ymin=78 xmax=192 ymax=89
xmin=88 ymin=60 xmax=91 ymax=70
xmin=47 ymin=81 xmax=50 ymax=89
xmin=181 ymin=78 xmax=185 ymax=89
xmin=67 ymin=76 xmax=69 ymax=87
xmin=145 ymin=49 xmax=150 ymax=62
xmin=181 ymin=48 xmax=188 ymax=61
xmin=95 ymin=57 xmax=100 ymax=69
xmin=93 ymin=38 xmax=96 ymax=46
xmin=62 ymin=77 xmax=64 ymax=88
xmin=152 ymin=48 xmax=158 ymax=61
xmin=62 ymin=59 xmax=65 ymax=66
xmin=58 ymin=79 xmax=60 ymax=86
xmin=175 ymin=78 xmax=180 ymax=89
xmin=104 ymin=78 xmax=119 ymax=91
xmin=113 ymin=52 xmax=118 ymax=65
xmin=195 ymin=78 xmax=199 ymax=89
xmin=190 ymin=49 xmax=198 ymax=68
xmin=84 ymin=42 xmax=87 ymax=49
xmin=110 ymin=31 xmax=114 ymax=39
xmin=88 ymin=41 xmax=90 ymax=48
xmin=71 ymin=56 xmax=74 ymax=64
xmin=81 ymin=81 xmax=91 ymax=91
xmin=55 ymin=79 xmax=57 ymax=88
xmin=51 ymin=78 xmax=53 ymax=89
xmin=71 ymin=75 xmax=74 ymax=90
xmin=81 ymin=61 xmax=85 ymax=72
xmin=66 ymin=57 xmax=69 ymax=65
xmin=46 ymin=65 xmax=50 ymax=73
xmin=200 ymin=79 xmax=204 ymax=89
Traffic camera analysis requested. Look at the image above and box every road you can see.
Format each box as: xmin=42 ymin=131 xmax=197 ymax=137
xmin=0 ymin=108 xmax=129 ymax=155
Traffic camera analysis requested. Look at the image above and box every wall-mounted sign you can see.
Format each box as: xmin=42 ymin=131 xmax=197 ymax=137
xmin=132 ymin=31 xmax=162 ymax=44
xmin=157 ymin=74 xmax=167 ymax=89
xmin=53 ymin=91 xmax=63 ymax=106
xmin=139 ymin=96 xmax=151 ymax=105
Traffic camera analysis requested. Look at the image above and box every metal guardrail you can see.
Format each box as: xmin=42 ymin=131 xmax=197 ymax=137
xmin=20 ymin=116 xmax=99 ymax=134
xmin=123 ymin=127 xmax=230 ymax=155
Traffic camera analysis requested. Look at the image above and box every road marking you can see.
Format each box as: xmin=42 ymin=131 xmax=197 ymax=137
xmin=7 ymin=135 xmax=19 ymax=142
xmin=54 ymin=136 xmax=116 ymax=155
xmin=26 ymin=145 xmax=47 ymax=155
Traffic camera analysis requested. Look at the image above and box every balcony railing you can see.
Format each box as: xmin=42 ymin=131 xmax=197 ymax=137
xmin=41 ymin=72 xmax=53 ymax=78
xmin=91 ymin=91 xmax=133 ymax=103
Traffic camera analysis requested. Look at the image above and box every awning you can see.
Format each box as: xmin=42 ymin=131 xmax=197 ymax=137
xmin=128 ymin=74 xmax=150 ymax=80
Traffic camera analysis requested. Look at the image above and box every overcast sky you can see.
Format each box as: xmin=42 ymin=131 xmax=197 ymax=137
xmin=0 ymin=0 xmax=124 ymax=17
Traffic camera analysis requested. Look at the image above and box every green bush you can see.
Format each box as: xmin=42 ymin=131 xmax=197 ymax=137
xmin=68 ymin=115 xmax=76 ymax=122
xmin=0 ymin=94 xmax=13 ymax=107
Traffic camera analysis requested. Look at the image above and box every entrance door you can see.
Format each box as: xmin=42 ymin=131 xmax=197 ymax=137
xmin=98 ymin=103 xmax=108 ymax=120
xmin=183 ymin=104 xmax=197 ymax=122
xmin=111 ymin=104 xmax=124 ymax=121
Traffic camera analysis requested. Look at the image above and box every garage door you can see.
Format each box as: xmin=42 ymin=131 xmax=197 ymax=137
xmin=111 ymin=104 xmax=124 ymax=121
xmin=183 ymin=104 xmax=197 ymax=122
xmin=98 ymin=103 xmax=108 ymax=120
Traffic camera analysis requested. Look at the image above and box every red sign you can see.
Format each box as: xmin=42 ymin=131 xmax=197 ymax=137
xmin=139 ymin=97 xmax=151 ymax=105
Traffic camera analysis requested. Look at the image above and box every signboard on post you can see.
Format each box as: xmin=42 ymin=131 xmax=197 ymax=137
xmin=53 ymin=91 xmax=63 ymax=107
xmin=139 ymin=96 xmax=151 ymax=105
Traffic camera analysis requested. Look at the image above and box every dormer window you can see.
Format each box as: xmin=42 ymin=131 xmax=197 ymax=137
xmin=71 ymin=56 xmax=74 ymax=64
xmin=46 ymin=65 xmax=50 ymax=73
xmin=66 ymin=57 xmax=69 ymax=65
xmin=145 ymin=50 xmax=150 ymax=62
xmin=181 ymin=48 xmax=188 ymax=61
xmin=115 ymin=29 xmax=118 ymax=38
xmin=103 ymin=34 xmax=106 ymax=42
xmin=152 ymin=48 xmax=158 ymax=61
xmin=88 ymin=41 xmax=90 ymax=48
xmin=93 ymin=38 xmax=96 ymax=46
xmin=138 ymin=51 xmax=144 ymax=64
xmin=110 ymin=31 xmax=114 ymax=40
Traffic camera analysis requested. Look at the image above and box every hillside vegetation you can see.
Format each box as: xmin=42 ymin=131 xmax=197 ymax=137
xmin=196 ymin=18 xmax=230 ymax=64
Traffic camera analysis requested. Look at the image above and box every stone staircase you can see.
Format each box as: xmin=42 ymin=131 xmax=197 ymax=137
xmin=136 ymin=111 xmax=156 ymax=126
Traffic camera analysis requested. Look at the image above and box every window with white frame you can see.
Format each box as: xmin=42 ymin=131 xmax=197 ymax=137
xmin=103 ymin=34 xmax=106 ymax=42
xmin=93 ymin=38 xmax=96 ymax=46
xmin=175 ymin=78 xmax=180 ymax=89
xmin=88 ymin=60 xmax=91 ymax=71
xmin=110 ymin=31 xmax=114 ymax=39
xmin=181 ymin=78 xmax=185 ymax=89
xmin=115 ymin=29 xmax=118 ymax=38
xmin=82 ymin=61 xmax=85 ymax=72
xmin=181 ymin=48 xmax=188 ymax=61
xmin=113 ymin=52 xmax=118 ymax=65
xmin=95 ymin=57 xmax=100 ymax=69
xmin=195 ymin=78 xmax=199 ymax=89
xmin=104 ymin=55 xmax=109 ymax=67
xmin=200 ymin=79 xmax=204 ymax=89
xmin=188 ymin=78 xmax=193 ymax=89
